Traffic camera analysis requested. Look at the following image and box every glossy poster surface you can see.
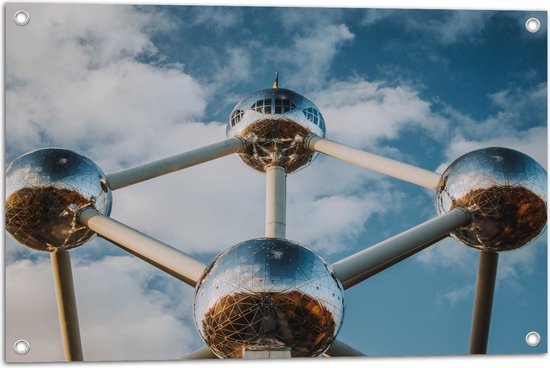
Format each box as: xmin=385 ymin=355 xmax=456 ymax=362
xmin=4 ymin=3 xmax=547 ymax=363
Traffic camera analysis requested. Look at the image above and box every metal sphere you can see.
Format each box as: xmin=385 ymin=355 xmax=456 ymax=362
xmin=5 ymin=148 xmax=112 ymax=252
xmin=194 ymin=238 xmax=344 ymax=358
xmin=226 ymin=88 xmax=326 ymax=173
xmin=436 ymin=147 xmax=547 ymax=252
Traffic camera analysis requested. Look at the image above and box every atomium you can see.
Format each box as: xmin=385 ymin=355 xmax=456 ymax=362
xmin=4 ymin=79 xmax=548 ymax=361
xmin=194 ymin=238 xmax=344 ymax=358
xmin=226 ymin=87 xmax=326 ymax=173
xmin=5 ymin=148 xmax=112 ymax=252
xmin=436 ymin=147 xmax=547 ymax=252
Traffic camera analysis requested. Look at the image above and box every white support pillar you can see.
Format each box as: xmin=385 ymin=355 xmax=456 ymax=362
xmin=469 ymin=250 xmax=499 ymax=354
xmin=51 ymin=249 xmax=83 ymax=361
xmin=305 ymin=134 xmax=442 ymax=189
xmin=265 ymin=165 xmax=287 ymax=238
xmin=332 ymin=208 xmax=471 ymax=289
xmin=106 ymin=137 xmax=246 ymax=190
xmin=78 ymin=208 xmax=207 ymax=287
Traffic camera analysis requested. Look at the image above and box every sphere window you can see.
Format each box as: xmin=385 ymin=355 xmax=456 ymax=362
xmin=230 ymin=109 xmax=244 ymax=127
xmin=251 ymin=99 xmax=272 ymax=114
xmin=226 ymin=87 xmax=327 ymax=173
xmin=303 ymin=107 xmax=325 ymax=129
xmin=319 ymin=116 xmax=326 ymax=131
xmin=274 ymin=99 xmax=295 ymax=114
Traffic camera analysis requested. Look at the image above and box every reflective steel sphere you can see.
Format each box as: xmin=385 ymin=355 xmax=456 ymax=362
xmin=194 ymin=238 xmax=344 ymax=358
xmin=436 ymin=147 xmax=547 ymax=252
xmin=226 ymin=88 xmax=326 ymax=173
xmin=5 ymin=148 xmax=112 ymax=252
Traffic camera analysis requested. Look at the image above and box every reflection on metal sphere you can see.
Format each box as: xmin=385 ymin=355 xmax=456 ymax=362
xmin=194 ymin=238 xmax=344 ymax=358
xmin=226 ymin=88 xmax=326 ymax=173
xmin=5 ymin=148 xmax=112 ymax=252
xmin=436 ymin=147 xmax=547 ymax=252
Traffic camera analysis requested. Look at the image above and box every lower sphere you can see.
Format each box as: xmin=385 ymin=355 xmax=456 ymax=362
xmin=193 ymin=238 xmax=344 ymax=358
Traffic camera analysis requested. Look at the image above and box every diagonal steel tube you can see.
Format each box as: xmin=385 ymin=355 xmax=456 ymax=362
xmin=51 ymin=249 xmax=83 ymax=361
xmin=469 ymin=250 xmax=499 ymax=354
xmin=106 ymin=137 xmax=246 ymax=190
xmin=305 ymin=134 xmax=442 ymax=189
xmin=332 ymin=208 xmax=471 ymax=289
xmin=325 ymin=339 xmax=366 ymax=357
xmin=78 ymin=208 xmax=207 ymax=287
xmin=183 ymin=346 xmax=218 ymax=359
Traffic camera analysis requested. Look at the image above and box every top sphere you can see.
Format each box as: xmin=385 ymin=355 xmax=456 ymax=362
xmin=194 ymin=238 xmax=344 ymax=358
xmin=5 ymin=148 xmax=112 ymax=252
xmin=226 ymin=88 xmax=326 ymax=173
xmin=436 ymin=147 xmax=547 ymax=252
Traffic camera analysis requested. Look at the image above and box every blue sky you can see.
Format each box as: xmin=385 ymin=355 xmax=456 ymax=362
xmin=3 ymin=3 xmax=547 ymax=362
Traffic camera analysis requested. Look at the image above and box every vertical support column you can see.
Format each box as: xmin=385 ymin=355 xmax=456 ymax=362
xmin=265 ymin=165 xmax=287 ymax=238
xmin=51 ymin=249 xmax=83 ymax=361
xmin=469 ymin=250 xmax=499 ymax=354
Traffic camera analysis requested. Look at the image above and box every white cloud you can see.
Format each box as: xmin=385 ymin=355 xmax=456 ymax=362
xmin=172 ymin=8 xmax=354 ymax=94
xmin=416 ymin=237 xmax=477 ymax=274
xmin=289 ymin=24 xmax=354 ymax=88
xmin=313 ymin=79 xmax=448 ymax=149
xmin=416 ymin=232 xmax=547 ymax=287
xmin=109 ymin=135 xmax=403 ymax=257
xmin=422 ymin=83 xmax=547 ymax=294
xmin=270 ymin=18 xmax=354 ymax=91
xmin=4 ymin=4 xmax=214 ymax=362
xmin=185 ymin=6 xmax=244 ymax=31
xmin=4 ymin=3 xmax=546 ymax=362
xmin=288 ymin=184 xmax=394 ymax=255
xmin=440 ymin=126 xmax=547 ymax=172
xmin=420 ymin=11 xmax=488 ymax=45
xmin=73 ymin=256 xmax=197 ymax=361
xmin=109 ymin=147 xmax=267 ymax=255
xmin=4 ymin=5 xmax=178 ymax=87
xmin=5 ymin=255 xmax=198 ymax=362
xmin=204 ymin=46 xmax=254 ymax=97
xmin=4 ymin=6 xmax=415 ymax=261
xmin=362 ymin=10 xmax=490 ymax=45
xmin=4 ymin=6 xmax=393 ymax=360
xmin=438 ymin=83 xmax=547 ymax=170
xmin=438 ymin=283 xmax=474 ymax=306
xmin=5 ymin=4 xmax=206 ymax=166
xmin=361 ymin=9 xmax=398 ymax=26
xmin=8 ymin=61 xmax=206 ymax=164
xmin=5 ymin=260 xmax=64 ymax=362
xmin=497 ymin=235 xmax=545 ymax=281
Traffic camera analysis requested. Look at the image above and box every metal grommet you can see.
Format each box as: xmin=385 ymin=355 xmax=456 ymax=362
xmin=525 ymin=331 xmax=541 ymax=347
xmin=14 ymin=339 xmax=30 ymax=355
xmin=14 ymin=10 xmax=30 ymax=26
xmin=525 ymin=18 xmax=541 ymax=33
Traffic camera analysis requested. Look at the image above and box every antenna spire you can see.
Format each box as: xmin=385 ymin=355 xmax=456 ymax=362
xmin=272 ymin=72 xmax=279 ymax=89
